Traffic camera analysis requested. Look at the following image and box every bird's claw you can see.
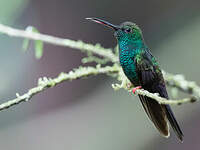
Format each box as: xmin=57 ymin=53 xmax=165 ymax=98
xmin=132 ymin=86 xmax=142 ymax=94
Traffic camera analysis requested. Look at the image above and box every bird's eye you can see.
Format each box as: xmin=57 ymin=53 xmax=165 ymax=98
xmin=125 ymin=28 xmax=132 ymax=33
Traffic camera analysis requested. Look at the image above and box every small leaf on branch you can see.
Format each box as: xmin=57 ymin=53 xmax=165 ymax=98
xmin=23 ymin=26 xmax=44 ymax=59
xmin=34 ymin=40 xmax=44 ymax=59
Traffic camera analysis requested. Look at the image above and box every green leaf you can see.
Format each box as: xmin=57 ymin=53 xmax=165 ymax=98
xmin=34 ymin=40 xmax=44 ymax=59
xmin=24 ymin=26 xmax=44 ymax=59
xmin=30 ymin=27 xmax=44 ymax=59
xmin=22 ymin=38 xmax=30 ymax=52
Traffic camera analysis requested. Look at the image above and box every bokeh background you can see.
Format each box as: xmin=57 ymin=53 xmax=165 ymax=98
xmin=0 ymin=0 xmax=200 ymax=149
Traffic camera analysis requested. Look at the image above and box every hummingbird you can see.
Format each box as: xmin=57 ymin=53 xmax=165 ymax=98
xmin=86 ymin=17 xmax=183 ymax=142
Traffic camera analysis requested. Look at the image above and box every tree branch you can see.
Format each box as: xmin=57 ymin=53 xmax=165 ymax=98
xmin=0 ymin=64 xmax=197 ymax=111
xmin=0 ymin=65 xmax=119 ymax=111
xmin=0 ymin=23 xmax=199 ymax=111
xmin=0 ymin=24 xmax=118 ymax=62
xmin=135 ymin=89 xmax=197 ymax=105
xmin=163 ymin=71 xmax=200 ymax=98
xmin=112 ymin=69 xmax=199 ymax=105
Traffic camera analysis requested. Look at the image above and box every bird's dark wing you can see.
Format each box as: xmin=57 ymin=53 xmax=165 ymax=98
xmin=135 ymin=50 xmax=183 ymax=141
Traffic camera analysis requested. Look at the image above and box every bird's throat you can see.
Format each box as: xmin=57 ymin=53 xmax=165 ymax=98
xmin=118 ymin=39 xmax=145 ymax=57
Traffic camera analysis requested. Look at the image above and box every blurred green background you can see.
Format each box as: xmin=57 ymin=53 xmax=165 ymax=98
xmin=0 ymin=0 xmax=200 ymax=149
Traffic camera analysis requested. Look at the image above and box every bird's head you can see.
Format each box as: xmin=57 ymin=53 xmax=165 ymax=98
xmin=86 ymin=18 xmax=143 ymax=43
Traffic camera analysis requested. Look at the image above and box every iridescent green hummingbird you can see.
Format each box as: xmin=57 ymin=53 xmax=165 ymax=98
xmin=86 ymin=18 xmax=183 ymax=142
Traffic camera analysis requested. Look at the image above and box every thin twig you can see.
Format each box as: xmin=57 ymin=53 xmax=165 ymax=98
xmin=135 ymin=89 xmax=197 ymax=105
xmin=0 ymin=65 xmax=119 ymax=111
xmin=0 ymin=24 xmax=118 ymax=62
xmin=163 ymin=71 xmax=200 ymax=98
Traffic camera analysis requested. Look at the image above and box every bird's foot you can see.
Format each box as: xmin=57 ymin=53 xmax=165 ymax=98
xmin=132 ymin=86 xmax=142 ymax=94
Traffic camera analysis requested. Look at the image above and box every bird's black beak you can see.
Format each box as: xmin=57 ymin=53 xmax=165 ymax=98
xmin=86 ymin=18 xmax=120 ymax=31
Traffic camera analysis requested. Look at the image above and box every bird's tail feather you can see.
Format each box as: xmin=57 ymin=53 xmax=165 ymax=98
xmin=164 ymin=105 xmax=184 ymax=142
xmin=139 ymin=95 xmax=169 ymax=137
